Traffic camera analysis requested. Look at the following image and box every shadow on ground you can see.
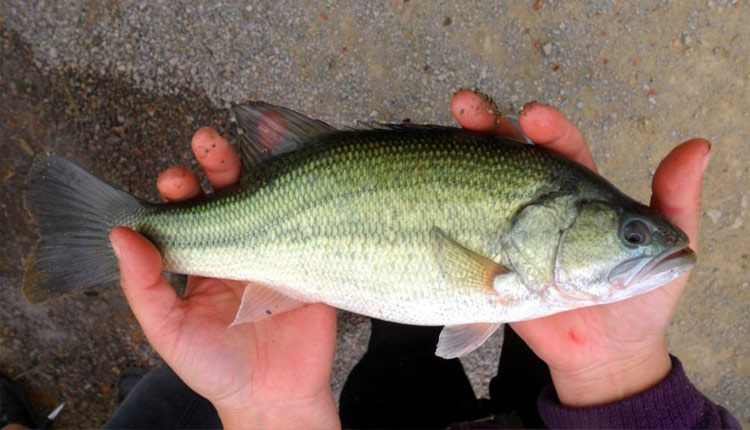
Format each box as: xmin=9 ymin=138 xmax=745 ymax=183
xmin=0 ymin=24 xmax=381 ymax=427
xmin=0 ymin=26 xmax=234 ymax=427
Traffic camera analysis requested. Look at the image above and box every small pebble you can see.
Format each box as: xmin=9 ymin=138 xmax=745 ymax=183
xmin=542 ymin=42 xmax=552 ymax=56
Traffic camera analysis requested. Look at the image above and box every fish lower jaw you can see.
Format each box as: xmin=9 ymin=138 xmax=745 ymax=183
xmin=540 ymin=284 xmax=597 ymax=309
xmin=607 ymin=247 xmax=696 ymax=300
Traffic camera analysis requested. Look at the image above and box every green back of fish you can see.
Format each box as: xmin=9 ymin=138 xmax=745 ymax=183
xmin=115 ymin=128 xmax=613 ymax=323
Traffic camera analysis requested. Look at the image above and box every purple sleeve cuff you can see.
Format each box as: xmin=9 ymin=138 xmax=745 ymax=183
xmin=537 ymin=355 xmax=740 ymax=429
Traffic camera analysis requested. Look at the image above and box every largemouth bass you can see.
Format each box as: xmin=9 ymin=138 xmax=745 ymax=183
xmin=22 ymin=103 xmax=695 ymax=358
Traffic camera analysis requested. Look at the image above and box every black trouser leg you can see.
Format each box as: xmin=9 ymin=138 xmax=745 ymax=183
xmin=339 ymin=319 xmax=483 ymax=429
xmin=488 ymin=324 xmax=551 ymax=428
xmin=103 ymin=364 xmax=221 ymax=429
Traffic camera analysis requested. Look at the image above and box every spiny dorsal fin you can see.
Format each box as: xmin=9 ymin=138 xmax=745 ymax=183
xmin=233 ymin=102 xmax=337 ymax=169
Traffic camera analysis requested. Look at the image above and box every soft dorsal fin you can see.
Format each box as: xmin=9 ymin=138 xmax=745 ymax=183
xmin=233 ymin=102 xmax=337 ymax=169
xmin=344 ymin=122 xmax=460 ymax=133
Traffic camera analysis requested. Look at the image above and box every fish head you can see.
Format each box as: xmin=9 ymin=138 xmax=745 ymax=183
xmin=552 ymin=199 xmax=696 ymax=305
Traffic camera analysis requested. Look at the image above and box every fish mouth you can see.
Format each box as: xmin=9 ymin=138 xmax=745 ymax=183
xmin=608 ymin=247 xmax=697 ymax=298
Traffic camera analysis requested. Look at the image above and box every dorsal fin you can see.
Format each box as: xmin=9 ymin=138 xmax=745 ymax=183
xmin=344 ymin=122 xmax=460 ymax=133
xmin=233 ymin=102 xmax=337 ymax=169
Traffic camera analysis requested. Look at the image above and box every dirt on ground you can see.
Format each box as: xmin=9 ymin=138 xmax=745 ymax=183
xmin=0 ymin=1 xmax=748 ymax=427
xmin=0 ymin=26 xmax=233 ymax=427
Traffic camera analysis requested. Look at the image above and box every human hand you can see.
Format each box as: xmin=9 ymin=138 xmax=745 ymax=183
xmin=451 ymin=89 xmax=709 ymax=407
xmin=109 ymin=128 xmax=339 ymax=428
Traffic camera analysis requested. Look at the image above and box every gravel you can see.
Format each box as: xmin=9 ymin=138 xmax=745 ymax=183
xmin=0 ymin=0 xmax=748 ymax=426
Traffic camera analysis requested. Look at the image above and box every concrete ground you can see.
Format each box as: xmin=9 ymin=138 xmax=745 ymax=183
xmin=0 ymin=0 xmax=747 ymax=426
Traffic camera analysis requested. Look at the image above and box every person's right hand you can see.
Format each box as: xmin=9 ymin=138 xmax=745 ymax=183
xmin=109 ymin=128 xmax=339 ymax=428
xmin=451 ymin=89 xmax=709 ymax=407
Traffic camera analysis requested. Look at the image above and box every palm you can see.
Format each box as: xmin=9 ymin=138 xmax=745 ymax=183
xmin=151 ymin=275 xmax=337 ymax=407
xmin=511 ymin=276 xmax=684 ymax=374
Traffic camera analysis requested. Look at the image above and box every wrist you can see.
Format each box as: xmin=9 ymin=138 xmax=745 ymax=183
xmin=550 ymin=339 xmax=672 ymax=407
xmin=214 ymin=388 xmax=340 ymax=429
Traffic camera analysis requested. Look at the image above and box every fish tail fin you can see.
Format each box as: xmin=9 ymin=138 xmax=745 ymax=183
xmin=22 ymin=154 xmax=146 ymax=303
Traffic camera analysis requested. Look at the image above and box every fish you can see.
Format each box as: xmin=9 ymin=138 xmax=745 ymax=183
xmin=22 ymin=102 xmax=696 ymax=358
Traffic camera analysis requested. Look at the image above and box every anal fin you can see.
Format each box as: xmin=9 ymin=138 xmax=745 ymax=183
xmin=436 ymin=323 xmax=502 ymax=359
xmin=230 ymin=283 xmax=306 ymax=326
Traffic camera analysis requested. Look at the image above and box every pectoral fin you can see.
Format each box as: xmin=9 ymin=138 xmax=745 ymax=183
xmin=230 ymin=283 xmax=306 ymax=326
xmin=431 ymin=227 xmax=511 ymax=293
xmin=436 ymin=323 xmax=502 ymax=358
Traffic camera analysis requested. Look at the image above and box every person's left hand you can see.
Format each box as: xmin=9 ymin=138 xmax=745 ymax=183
xmin=109 ymin=128 xmax=339 ymax=428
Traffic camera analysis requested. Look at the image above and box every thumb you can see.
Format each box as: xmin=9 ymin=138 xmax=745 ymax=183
xmin=649 ymin=138 xmax=709 ymax=302
xmin=650 ymin=138 xmax=710 ymax=248
xmin=110 ymin=226 xmax=184 ymax=351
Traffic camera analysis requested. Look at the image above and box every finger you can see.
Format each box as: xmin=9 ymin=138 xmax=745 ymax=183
xmin=650 ymin=138 xmax=710 ymax=247
xmin=191 ymin=127 xmax=242 ymax=190
xmin=156 ymin=165 xmax=202 ymax=201
xmin=518 ymin=102 xmax=597 ymax=171
xmin=450 ymin=89 xmax=523 ymax=139
xmin=110 ymin=226 xmax=184 ymax=349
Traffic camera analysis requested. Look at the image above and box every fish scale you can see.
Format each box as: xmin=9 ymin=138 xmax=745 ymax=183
xmin=119 ymin=130 xmax=578 ymax=325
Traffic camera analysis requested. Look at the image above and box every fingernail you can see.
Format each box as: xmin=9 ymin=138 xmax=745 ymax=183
xmin=197 ymin=126 xmax=218 ymax=139
xmin=702 ymin=141 xmax=711 ymax=172
xmin=520 ymin=101 xmax=544 ymax=117
xmin=110 ymin=229 xmax=122 ymax=258
xmin=475 ymin=91 xmax=500 ymax=116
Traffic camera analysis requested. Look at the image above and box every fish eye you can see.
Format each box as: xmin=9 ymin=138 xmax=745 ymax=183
xmin=621 ymin=219 xmax=651 ymax=246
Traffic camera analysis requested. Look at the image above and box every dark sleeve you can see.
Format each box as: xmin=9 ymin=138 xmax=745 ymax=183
xmin=537 ymin=355 xmax=740 ymax=429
